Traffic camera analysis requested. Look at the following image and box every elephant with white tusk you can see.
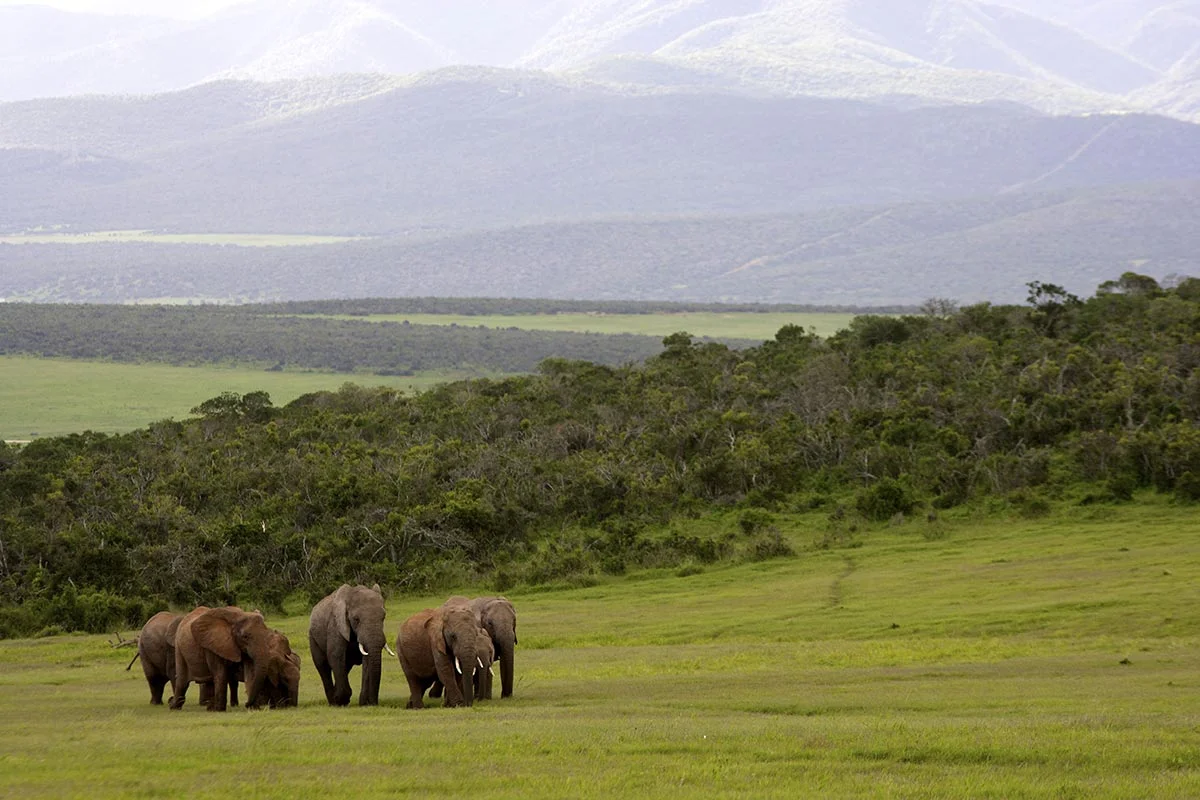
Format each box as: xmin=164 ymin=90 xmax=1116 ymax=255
xmin=309 ymin=584 xmax=389 ymax=706
xmin=396 ymin=599 xmax=484 ymax=709
xmin=469 ymin=596 xmax=517 ymax=699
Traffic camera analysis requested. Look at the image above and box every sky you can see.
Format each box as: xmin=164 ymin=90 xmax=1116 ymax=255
xmin=0 ymin=0 xmax=241 ymax=17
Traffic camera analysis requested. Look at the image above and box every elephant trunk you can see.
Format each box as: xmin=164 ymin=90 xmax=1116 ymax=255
xmin=359 ymin=649 xmax=382 ymax=706
xmin=460 ymin=656 xmax=475 ymax=707
xmin=497 ymin=636 xmax=515 ymax=698
xmin=245 ymin=657 xmax=269 ymax=709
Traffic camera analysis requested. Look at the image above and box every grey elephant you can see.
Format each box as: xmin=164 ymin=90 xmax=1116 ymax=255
xmin=308 ymin=584 xmax=393 ymax=706
xmin=170 ymin=606 xmax=296 ymax=711
xmin=134 ymin=611 xmax=183 ymax=705
xmin=471 ymin=596 xmax=517 ymax=698
xmin=430 ymin=621 xmax=494 ymax=701
xmin=396 ymin=600 xmax=486 ymax=708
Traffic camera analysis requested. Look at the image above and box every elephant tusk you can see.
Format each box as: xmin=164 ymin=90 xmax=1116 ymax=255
xmin=489 ymin=665 xmax=495 ymax=676
xmin=477 ymin=657 xmax=484 ymax=670
xmin=358 ymin=642 xmax=369 ymax=657
xmin=385 ymin=643 xmax=396 ymax=657
xmin=454 ymin=657 xmax=462 ymax=675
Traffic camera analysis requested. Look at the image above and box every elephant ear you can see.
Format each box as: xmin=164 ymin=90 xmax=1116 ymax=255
xmin=425 ymin=612 xmax=448 ymax=657
xmin=332 ymin=586 xmax=352 ymax=642
xmin=193 ymin=609 xmax=242 ymax=662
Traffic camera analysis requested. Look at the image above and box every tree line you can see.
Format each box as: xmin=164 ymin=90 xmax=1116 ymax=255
xmin=0 ymin=273 xmax=1196 ymax=638
xmin=0 ymin=304 xmax=696 ymax=374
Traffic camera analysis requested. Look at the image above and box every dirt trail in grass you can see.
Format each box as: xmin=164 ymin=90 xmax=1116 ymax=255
xmin=828 ymin=554 xmax=857 ymax=608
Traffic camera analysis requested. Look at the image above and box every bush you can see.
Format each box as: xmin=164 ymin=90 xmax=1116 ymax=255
xmin=746 ymin=530 xmax=796 ymax=561
xmin=738 ymin=509 xmax=775 ymax=536
xmin=856 ymin=478 xmax=918 ymax=521
xmin=1175 ymin=472 xmax=1200 ymax=503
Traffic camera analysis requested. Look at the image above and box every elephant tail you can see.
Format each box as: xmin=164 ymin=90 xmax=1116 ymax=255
xmin=125 ymin=651 xmax=141 ymax=671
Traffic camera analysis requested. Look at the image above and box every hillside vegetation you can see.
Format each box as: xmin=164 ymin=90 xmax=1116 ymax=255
xmin=0 ymin=273 xmax=1196 ymax=637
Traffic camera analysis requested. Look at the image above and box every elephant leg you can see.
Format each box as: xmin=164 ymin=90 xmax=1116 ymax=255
xmin=429 ymin=679 xmax=444 ymax=699
xmin=148 ymin=674 xmax=168 ymax=705
xmin=324 ymin=644 xmax=352 ymax=706
xmin=199 ymin=682 xmax=213 ymax=708
xmin=209 ymin=678 xmax=227 ymax=712
xmin=310 ymin=637 xmax=338 ymax=705
xmin=433 ymin=652 xmax=464 ymax=707
xmin=229 ymin=670 xmax=239 ymax=708
xmin=169 ymin=678 xmax=189 ymax=710
xmin=202 ymin=653 xmax=228 ymax=712
xmin=404 ymin=674 xmax=433 ymax=709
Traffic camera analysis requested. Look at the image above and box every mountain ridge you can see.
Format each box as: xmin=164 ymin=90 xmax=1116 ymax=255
xmin=2 ymin=0 xmax=1197 ymax=121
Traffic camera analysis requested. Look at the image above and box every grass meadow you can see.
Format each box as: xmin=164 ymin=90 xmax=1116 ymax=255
xmin=1 ymin=500 xmax=1196 ymax=798
xmin=329 ymin=312 xmax=860 ymax=340
xmin=0 ymin=357 xmax=463 ymax=440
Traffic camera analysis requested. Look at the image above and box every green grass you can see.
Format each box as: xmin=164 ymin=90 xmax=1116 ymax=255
xmin=1 ymin=501 xmax=1197 ymax=797
xmin=323 ymin=312 xmax=860 ymax=340
xmin=0 ymin=356 xmax=466 ymax=440
xmin=0 ymin=231 xmax=364 ymax=246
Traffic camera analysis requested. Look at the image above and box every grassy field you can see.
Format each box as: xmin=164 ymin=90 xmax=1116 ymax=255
xmin=328 ymin=312 xmax=861 ymax=340
xmin=0 ymin=357 xmax=466 ymax=440
xmin=0 ymin=231 xmax=363 ymax=246
xmin=1 ymin=500 xmax=1196 ymax=798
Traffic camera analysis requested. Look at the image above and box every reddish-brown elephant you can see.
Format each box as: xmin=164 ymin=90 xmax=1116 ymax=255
xmin=396 ymin=601 xmax=486 ymax=709
xmin=170 ymin=606 xmax=296 ymax=711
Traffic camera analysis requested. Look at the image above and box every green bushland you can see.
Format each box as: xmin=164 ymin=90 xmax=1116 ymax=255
xmin=0 ymin=272 xmax=1196 ymax=637
xmin=0 ymin=357 xmax=465 ymax=440
xmin=0 ymin=503 xmax=1196 ymax=798
xmin=324 ymin=311 xmax=859 ymax=340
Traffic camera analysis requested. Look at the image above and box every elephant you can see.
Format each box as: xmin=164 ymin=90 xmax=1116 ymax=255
xmin=308 ymin=584 xmax=393 ymax=706
xmin=134 ymin=611 xmax=183 ymax=705
xmin=209 ymin=630 xmax=299 ymax=709
xmin=170 ymin=606 xmax=294 ymax=711
xmin=396 ymin=601 xmax=486 ymax=708
xmin=253 ymin=629 xmax=301 ymax=709
xmin=430 ymin=622 xmax=494 ymax=701
xmin=470 ymin=596 xmax=517 ymax=698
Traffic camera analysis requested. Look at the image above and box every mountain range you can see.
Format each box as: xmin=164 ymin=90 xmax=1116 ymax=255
xmin=1 ymin=0 xmax=1198 ymax=305
xmin=2 ymin=0 xmax=1198 ymax=119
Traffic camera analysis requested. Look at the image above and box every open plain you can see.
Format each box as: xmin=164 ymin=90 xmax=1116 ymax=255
xmin=1 ymin=501 xmax=1196 ymax=798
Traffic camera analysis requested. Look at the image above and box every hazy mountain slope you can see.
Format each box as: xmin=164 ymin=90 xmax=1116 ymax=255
xmin=521 ymin=0 xmax=1158 ymax=112
xmin=1125 ymin=2 xmax=1200 ymax=71
xmin=3 ymin=181 xmax=1196 ymax=305
xmin=5 ymin=78 xmax=1200 ymax=236
xmin=1 ymin=0 xmax=1190 ymax=120
xmin=0 ymin=0 xmax=573 ymax=102
xmin=0 ymin=76 xmax=407 ymax=156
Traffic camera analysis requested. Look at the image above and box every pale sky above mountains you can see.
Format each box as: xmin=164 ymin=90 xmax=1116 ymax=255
xmin=0 ymin=0 xmax=238 ymax=17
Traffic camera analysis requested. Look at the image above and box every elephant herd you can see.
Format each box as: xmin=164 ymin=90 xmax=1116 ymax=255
xmin=130 ymin=584 xmax=517 ymax=712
